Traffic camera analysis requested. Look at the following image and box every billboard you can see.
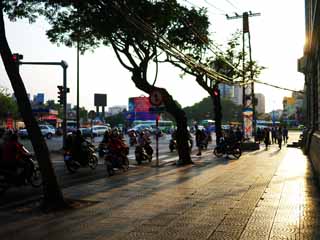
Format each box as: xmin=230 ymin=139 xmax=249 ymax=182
xmin=94 ymin=94 xmax=107 ymax=106
xmin=243 ymin=108 xmax=253 ymax=139
xmin=127 ymin=96 xmax=156 ymax=121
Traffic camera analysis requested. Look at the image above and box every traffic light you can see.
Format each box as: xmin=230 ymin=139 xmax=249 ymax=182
xmin=12 ymin=53 xmax=23 ymax=62
xmin=57 ymin=85 xmax=64 ymax=105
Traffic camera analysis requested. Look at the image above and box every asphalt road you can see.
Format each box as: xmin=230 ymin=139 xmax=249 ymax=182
xmin=0 ymin=134 xmax=217 ymax=208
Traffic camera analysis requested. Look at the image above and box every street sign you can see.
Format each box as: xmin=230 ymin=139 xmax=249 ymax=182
xmin=149 ymin=90 xmax=163 ymax=107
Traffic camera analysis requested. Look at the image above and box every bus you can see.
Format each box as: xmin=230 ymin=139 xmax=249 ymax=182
xmin=132 ymin=120 xmax=174 ymax=133
xmin=199 ymin=119 xmax=215 ymax=132
xmin=256 ymin=120 xmax=280 ymax=129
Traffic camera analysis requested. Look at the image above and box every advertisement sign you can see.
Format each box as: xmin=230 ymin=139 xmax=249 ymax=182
xmin=6 ymin=117 xmax=13 ymax=129
xmin=243 ymin=108 xmax=253 ymax=139
xmin=127 ymin=96 xmax=156 ymax=121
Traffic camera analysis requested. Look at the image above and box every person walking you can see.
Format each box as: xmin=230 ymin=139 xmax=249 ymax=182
xmin=277 ymin=127 xmax=283 ymax=149
xmin=264 ymin=128 xmax=270 ymax=150
xmin=282 ymin=126 xmax=288 ymax=144
xmin=195 ymin=125 xmax=203 ymax=156
xmin=271 ymin=127 xmax=277 ymax=144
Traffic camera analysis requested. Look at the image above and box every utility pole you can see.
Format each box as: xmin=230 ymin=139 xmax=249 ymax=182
xmin=226 ymin=11 xmax=261 ymax=140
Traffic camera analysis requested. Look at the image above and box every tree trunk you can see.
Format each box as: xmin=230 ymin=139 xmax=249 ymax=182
xmin=211 ymin=84 xmax=223 ymax=145
xmin=0 ymin=5 xmax=66 ymax=210
xmin=132 ymin=70 xmax=192 ymax=164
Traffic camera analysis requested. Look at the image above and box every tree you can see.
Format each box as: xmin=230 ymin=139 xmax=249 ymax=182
xmin=4 ymin=1 xmax=211 ymax=164
xmin=167 ymin=31 xmax=264 ymax=143
xmin=0 ymin=2 xmax=66 ymax=210
xmin=183 ymin=96 xmax=242 ymax=123
xmin=0 ymin=86 xmax=19 ymax=120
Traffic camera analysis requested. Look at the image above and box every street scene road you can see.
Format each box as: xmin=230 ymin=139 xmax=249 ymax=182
xmin=0 ymin=133 xmax=217 ymax=208
xmin=3 ymin=132 xmax=319 ymax=240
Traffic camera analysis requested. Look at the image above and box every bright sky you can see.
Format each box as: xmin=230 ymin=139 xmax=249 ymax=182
xmin=0 ymin=0 xmax=305 ymax=113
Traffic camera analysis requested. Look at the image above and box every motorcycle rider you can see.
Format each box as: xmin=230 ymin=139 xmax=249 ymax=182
xmin=137 ymin=130 xmax=153 ymax=156
xmin=0 ymin=131 xmax=32 ymax=180
xmin=128 ymin=129 xmax=137 ymax=146
xmin=71 ymin=130 xmax=88 ymax=166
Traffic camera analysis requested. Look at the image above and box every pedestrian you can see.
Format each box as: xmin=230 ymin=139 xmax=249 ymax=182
xmin=282 ymin=126 xmax=288 ymax=144
xmin=271 ymin=127 xmax=277 ymax=144
xmin=256 ymin=128 xmax=261 ymax=144
xmin=264 ymin=128 xmax=270 ymax=150
xmin=277 ymin=127 xmax=283 ymax=149
xmin=195 ymin=125 xmax=203 ymax=156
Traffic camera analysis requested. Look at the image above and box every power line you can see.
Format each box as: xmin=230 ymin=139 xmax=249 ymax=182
xmin=203 ymin=0 xmax=227 ymax=14
xmin=223 ymin=0 xmax=241 ymax=11
xmin=110 ymin=1 xmax=236 ymax=84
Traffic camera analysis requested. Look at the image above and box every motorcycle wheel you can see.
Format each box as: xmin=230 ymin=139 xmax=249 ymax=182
xmin=213 ymin=147 xmax=223 ymax=157
xmin=29 ymin=166 xmax=42 ymax=187
xmin=123 ymin=157 xmax=129 ymax=171
xmin=106 ymin=161 xmax=115 ymax=176
xmin=98 ymin=149 xmax=105 ymax=158
xmin=169 ymin=145 xmax=174 ymax=152
xmin=65 ymin=161 xmax=78 ymax=174
xmin=88 ymin=155 xmax=98 ymax=169
xmin=232 ymin=148 xmax=242 ymax=159
xmin=135 ymin=152 xmax=142 ymax=164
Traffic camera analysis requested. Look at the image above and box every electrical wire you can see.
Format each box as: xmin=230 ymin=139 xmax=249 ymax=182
xmin=223 ymin=0 xmax=241 ymax=11
xmin=203 ymin=0 xmax=227 ymax=14
xmin=110 ymin=1 xmax=235 ymax=84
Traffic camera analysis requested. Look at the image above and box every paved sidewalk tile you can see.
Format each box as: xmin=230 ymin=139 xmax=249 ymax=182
xmin=1 ymin=143 xmax=320 ymax=240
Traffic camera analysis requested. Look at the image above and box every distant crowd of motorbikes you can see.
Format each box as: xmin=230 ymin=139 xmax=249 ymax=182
xmin=0 ymin=126 xmax=243 ymax=194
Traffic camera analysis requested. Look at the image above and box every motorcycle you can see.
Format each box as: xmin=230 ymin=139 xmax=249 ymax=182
xmin=213 ymin=138 xmax=242 ymax=159
xmin=104 ymin=146 xmax=129 ymax=176
xmin=64 ymin=141 xmax=98 ymax=173
xmin=169 ymin=139 xmax=176 ymax=152
xmin=98 ymin=142 xmax=107 ymax=158
xmin=169 ymin=138 xmax=193 ymax=153
xmin=135 ymin=143 xmax=153 ymax=164
xmin=128 ymin=131 xmax=137 ymax=147
xmin=0 ymin=145 xmax=42 ymax=195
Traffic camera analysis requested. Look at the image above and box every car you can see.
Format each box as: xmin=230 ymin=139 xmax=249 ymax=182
xmin=79 ymin=127 xmax=93 ymax=138
xmin=91 ymin=125 xmax=110 ymax=137
xmin=18 ymin=124 xmax=56 ymax=139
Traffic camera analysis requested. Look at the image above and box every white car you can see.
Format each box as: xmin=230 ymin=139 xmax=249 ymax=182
xmin=18 ymin=124 xmax=56 ymax=139
xmin=91 ymin=125 xmax=110 ymax=137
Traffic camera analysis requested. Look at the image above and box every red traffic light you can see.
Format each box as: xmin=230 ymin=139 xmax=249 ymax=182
xmin=12 ymin=53 xmax=23 ymax=62
xmin=213 ymin=89 xmax=219 ymax=96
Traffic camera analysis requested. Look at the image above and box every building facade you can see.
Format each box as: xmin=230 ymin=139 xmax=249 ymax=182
xmin=298 ymin=0 xmax=320 ymax=179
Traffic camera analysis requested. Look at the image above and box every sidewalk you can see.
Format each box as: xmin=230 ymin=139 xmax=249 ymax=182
xmin=1 ymin=142 xmax=320 ymax=240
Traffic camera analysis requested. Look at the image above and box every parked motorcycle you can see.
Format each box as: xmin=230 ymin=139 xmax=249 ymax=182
xmin=213 ymin=138 xmax=242 ymax=159
xmin=0 ymin=146 xmax=42 ymax=195
xmin=64 ymin=141 xmax=98 ymax=173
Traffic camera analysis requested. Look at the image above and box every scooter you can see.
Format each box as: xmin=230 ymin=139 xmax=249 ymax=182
xmin=104 ymin=147 xmax=129 ymax=176
xmin=169 ymin=139 xmax=176 ymax=152
xmin=213 ymin=138 xmax=242 ymax=159
xmin=0 ymin=145 xmax=42 ymax=195
xmin=64 ymin=141 xmax=98 ymax=173
xmin=135 ymin=143 xmax=153 ymax=164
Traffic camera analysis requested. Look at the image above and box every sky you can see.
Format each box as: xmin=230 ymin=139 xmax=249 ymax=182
xmin=0 ymin=0 xmax=305 ymax=113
